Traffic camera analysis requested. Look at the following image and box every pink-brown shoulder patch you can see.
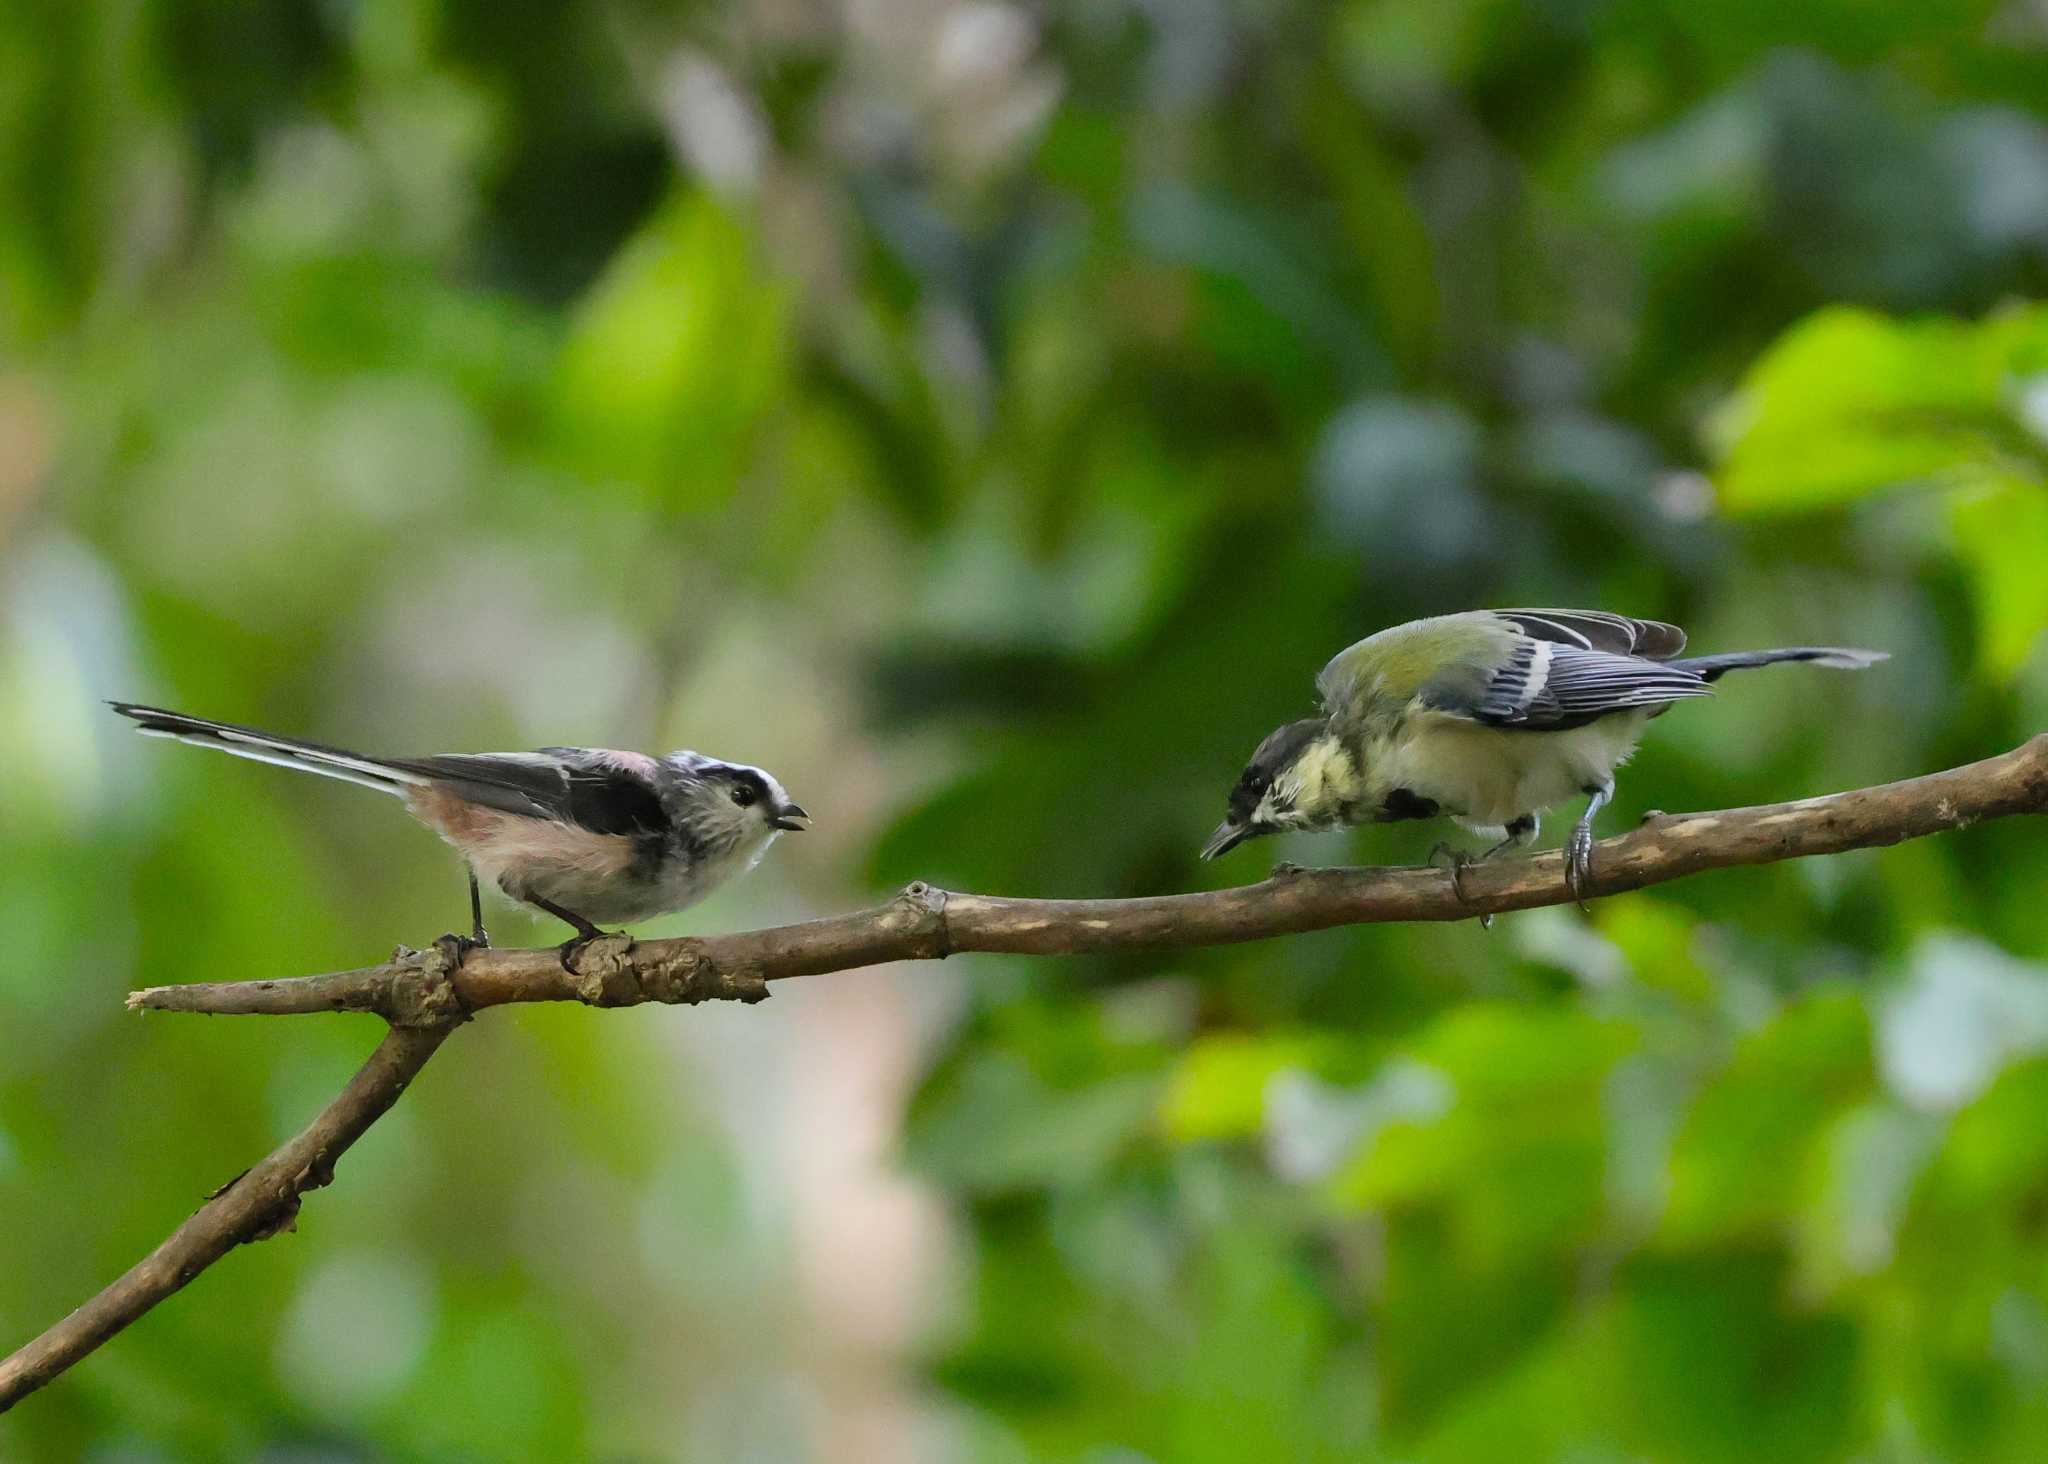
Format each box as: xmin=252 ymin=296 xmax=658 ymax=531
xmin=587 ymin=748 xmax=662 ymax=781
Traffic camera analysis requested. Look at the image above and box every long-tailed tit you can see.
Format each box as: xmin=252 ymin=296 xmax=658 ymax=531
xmin=111 ymin=702 xmax=808 ymax=961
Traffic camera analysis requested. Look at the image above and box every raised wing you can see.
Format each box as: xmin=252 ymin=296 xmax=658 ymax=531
xmin=1318 ymin=609 xmax=1703 ymax=734
xmin=1317 ymin=610 xmax=1534 ymax=730
xmin=1492 ymin=609 xmax=1686 ymax=660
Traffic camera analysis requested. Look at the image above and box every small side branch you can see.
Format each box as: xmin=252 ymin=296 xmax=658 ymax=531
xmin=0 ymin=1023 xmax=457 ymax=1411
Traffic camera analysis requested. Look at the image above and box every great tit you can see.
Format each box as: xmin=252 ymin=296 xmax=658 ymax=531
xmin=1200 ymin=609 xmax=1885 ymax=900
xmin=110 ymin=702 xmax=809 ymax=961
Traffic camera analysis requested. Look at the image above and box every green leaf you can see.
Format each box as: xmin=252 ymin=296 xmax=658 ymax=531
xmin=1950 ymin=478 xmax=2048 ymax=675
xmin=906 ymin=1050 xmax=1164 ymax=1196
xmin=1713 ymin=303 xmax=2048 ymax=513
xmin=549 ymin=191 xmax=791 ymax=501
xmin=1329 ymin=1004 xmax=1635 ymax=1245
xmin=1789 ymin=1102 xmax=1940 ymax=1300
xmin=1660 ymin=989 xmax=1875 ymax=1247
xmin=1159 ymin=1031 xmax=1349 ymax=1142
xmin=1599 ymin=898 xmax=1715 ymax=1005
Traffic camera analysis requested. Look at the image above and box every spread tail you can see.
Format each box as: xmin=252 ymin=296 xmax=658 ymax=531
xmin=108 ymin=702 xmax=421 ymax=796
xmin=1667 ymin=647 xmax=1888 ymax=682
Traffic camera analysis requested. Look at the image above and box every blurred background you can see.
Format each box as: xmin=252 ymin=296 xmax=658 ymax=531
xmin=2 ymin=0 xmax=2047 ymax=1459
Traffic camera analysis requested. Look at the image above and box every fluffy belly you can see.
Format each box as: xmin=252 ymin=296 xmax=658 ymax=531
xmin=505 ymin=862 xmax=670 ymax=924
xmin=407 ymin=788 xmax=785 ymax=926
xmin=1381 ymin=711 xmax=1650 ymax=829
xmin=408 ymin=789 xmax=748 ymax=925
xmin=489 ymin=827 xmax=779 ymax=925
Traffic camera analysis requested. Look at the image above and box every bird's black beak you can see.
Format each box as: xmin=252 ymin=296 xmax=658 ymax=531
xmin=1200 ymin=820 xmax=1249 ymax=861
xmin=772 ymin=803 xmax=811 ymax=832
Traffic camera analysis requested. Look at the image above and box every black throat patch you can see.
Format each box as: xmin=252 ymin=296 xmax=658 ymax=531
xmin=1379 ymin=787 xmax=1441 ymax=822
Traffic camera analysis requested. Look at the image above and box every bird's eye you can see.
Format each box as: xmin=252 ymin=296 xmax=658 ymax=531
xmin=729 ymin=783 xmax=758 ymax=808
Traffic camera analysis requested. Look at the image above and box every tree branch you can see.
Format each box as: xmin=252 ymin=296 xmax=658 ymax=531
xmin=0 ymin=999 xmax=460 ymax=1410
xmin=129 ymin=735 xmax=2048 ymax=1021
xmin=5 ymin=736 xmax=2043 ymax=1412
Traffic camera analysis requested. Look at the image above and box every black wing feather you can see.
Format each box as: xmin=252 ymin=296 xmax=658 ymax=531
xmin=390 ymin=751 xmax=668 ymax=836
xmin=1493 ymin=609 xmax=1687 ymax=660
xmin=553 ymin=757 xmax=669 ymax=837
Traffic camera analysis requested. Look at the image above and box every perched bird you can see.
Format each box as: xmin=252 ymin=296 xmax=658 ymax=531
xmin=1199 ymin=609 xmax=1885 ymax=900
xmin=109 ymin=703 xmax=808 ymax=961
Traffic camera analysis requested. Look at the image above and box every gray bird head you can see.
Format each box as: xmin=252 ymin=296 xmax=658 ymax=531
xmin=663 ymin=753 xmax=810 ymax=852
xmin=1200 ymin=717 xmax=1356 ymax=860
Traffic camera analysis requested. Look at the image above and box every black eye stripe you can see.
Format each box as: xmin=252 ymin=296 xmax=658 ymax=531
xmin=722 ymin=769 xmax=770 ymax=808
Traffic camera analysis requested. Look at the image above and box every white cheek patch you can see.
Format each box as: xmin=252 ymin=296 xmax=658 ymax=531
xmin=1286 ymin=739 xmax=1360 ymax=816
xmin=1260 ymin=781 xmax=1299 ymax=825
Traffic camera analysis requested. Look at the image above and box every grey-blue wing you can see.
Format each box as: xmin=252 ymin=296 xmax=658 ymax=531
xmin=1434 ymin=642 xmax=1711 ymax=730
xmin=1317 ymin=609 xmax=1701 ymax=737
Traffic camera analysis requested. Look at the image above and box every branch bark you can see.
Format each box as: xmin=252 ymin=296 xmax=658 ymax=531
xmin=4 ymin=735 xmax=2044 ymax=1411
xmin=129 ymin=735 xmax=2048 ymax=1021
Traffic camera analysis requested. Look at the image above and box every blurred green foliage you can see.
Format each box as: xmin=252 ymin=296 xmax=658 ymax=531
xmin=3 ymin=0 xmax=2047 ymax=1460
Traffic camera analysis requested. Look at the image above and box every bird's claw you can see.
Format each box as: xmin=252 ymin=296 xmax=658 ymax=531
xmin=1427 ymin=842 xmax=1475 ymax=903
xmin=435 ymin=932 xmax=487 ymax=965
xmin=557 ymin=932 xmax=597 ymax=973
xmin=1270 ymin=860 xmax=1310 ymax=880
xmin=1426 ymin=841 xmax=1504 ymax=929
xmin=556 ymin=928 xmax=626 ymax=974
xmin=1565 ymin=828 xmax=1594 ymax=910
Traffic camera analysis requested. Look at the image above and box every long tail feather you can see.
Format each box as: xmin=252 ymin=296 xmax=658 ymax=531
xmin=1667 ymin=647 xmax=1888 ymax=683
xmin=108 ymin=702 xmax=421 ymax=797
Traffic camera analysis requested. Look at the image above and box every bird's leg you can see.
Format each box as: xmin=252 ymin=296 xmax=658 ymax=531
xmin=527 ymin=894 xmax=617 ymax=972
xmin=435 ymin=868 xmax=492 ymax=961
xmin=1428 ymin=816 xmax=1539 ymax=895
xmin=468 ymin=868 xmax=490 ymax=949
xmin=1565 ymin=782 xmax=1614 ymax=908
xmin=1481 ymin=815 xmax=1540 ymax=863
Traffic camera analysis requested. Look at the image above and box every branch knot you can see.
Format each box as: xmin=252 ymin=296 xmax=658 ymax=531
xmin=565 ymin=934 xmax=639 ymax=1006
xmin=897 ymin=880 xmax=953 ymax=958
xmin=386 ymin=941 xmax=471 ymax=1029
xmin=589 ymin=937 xmax=770 ymax=1007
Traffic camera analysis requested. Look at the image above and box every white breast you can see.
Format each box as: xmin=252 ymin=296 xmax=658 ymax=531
xmin=651 ymin=827 xmax=781 ymax=918
xmin=1376 ymin=708 xmax=1652 ymax=831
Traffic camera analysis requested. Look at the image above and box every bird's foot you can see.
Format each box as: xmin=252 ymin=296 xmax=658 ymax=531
xmin=1566 ymin=782 xmax=1612 ymax=911
xmin=526 ymin=896 xmax=617 ymax=972
xmin=1427 ymin=842 xmax=1495 ymax=930
xmin=1565 ymin=826 xmax=1595 ymax=910
xmin=1270 ymin=860 xmax=1313 ymax=880
xmin=557 ymin=927 xmax=627 ymax=974
xmin=434 ymin=931 xmax=488 ymax=966
xmin=1427 ymin=841 xmax=1473 ymax=898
